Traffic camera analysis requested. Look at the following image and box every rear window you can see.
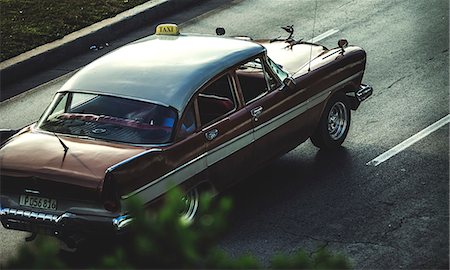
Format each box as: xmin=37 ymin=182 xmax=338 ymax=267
xmin=37 ymin=92 xmax=177 ymax=144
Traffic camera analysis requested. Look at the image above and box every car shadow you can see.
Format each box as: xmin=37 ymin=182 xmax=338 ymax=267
xmin=59 ymin=145 xmax=357 ymax=266
xmin=224 ymin=145 xmax=356 ymax=225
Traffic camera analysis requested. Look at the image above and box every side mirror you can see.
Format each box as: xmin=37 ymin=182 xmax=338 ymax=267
xmin=282 ymin=77 xmax=296 ymax=91
xmin=338 ymin=39 xmax=348 ymax=52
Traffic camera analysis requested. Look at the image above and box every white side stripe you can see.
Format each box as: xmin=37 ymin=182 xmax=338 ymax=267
xmin=254 ymin=71 xmax=363 ymax=140
xmin=131 ymin=152 xmax=207 ymax=203
xmin=207 ymin=129 xmax=254 ymax=165
xmin=122 ymin=153 xmax=207 ymax=200
xmin=254 ymin=90 xmax=330 ymax=140
xmin=122 ymin=71 xmax=363 ymax=203
xmin=366 ymin=114 xmax=450 ymax=166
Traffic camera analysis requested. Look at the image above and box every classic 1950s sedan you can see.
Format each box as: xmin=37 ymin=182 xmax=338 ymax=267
xmin=0 ymin=24 xmax=372 ymax=246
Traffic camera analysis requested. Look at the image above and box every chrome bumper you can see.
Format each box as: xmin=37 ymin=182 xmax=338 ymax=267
xmin=0 ymin=206 xmax=131 ymax=238
xmin=356 ymin=83 xmax=373 ymax=102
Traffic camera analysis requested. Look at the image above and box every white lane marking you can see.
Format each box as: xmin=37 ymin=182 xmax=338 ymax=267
xmin=366 ymin=114 xmax=450 ymax=166
xmin=307 ymin=29 xmax=339 ymax=43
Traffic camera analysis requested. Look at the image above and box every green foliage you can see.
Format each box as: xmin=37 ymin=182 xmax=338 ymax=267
xmin=98 ymin=188 xmax=234 ymax=269
xmin=0 ymin=0 xmax=150 ymax=61
xmin=2 ymin=187 xmax=351 ymax=269
xmin=4 ymin=236 xmax=66 ymax=269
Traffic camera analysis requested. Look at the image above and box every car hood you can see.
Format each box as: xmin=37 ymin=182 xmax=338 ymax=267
xmin=0 ymin=129 xmax=146 ymax=191
xmin=258 ymin=40 xmax=327 ymax=75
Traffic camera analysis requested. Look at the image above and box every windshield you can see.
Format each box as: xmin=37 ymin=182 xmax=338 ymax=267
xmin=37 ymin=92 xmax=178 ymax=144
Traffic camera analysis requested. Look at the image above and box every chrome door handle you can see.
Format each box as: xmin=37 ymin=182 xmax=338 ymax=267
xmin=251 ymin=106 xmax=263 ymax=120
xmin=251 ymin=106 xmax=263 ymax=117
xmin=205 ymin=129 xmax=218 ymax=141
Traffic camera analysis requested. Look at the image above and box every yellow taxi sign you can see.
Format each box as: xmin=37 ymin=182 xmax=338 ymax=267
xmin=155 ymin=24 xmax=179 ymax=36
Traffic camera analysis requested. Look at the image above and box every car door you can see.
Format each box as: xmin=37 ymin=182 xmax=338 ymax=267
xmin=195 ymin=72 xmax=254 ymax=191
xmin=237 ymin=55 xmax=311 ymax=166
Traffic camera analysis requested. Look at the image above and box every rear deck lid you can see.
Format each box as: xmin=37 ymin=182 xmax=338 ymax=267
xmin=0 ymin=130 xmax=146 ymax=200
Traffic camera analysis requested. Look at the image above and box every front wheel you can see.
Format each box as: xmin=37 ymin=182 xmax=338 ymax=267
xmin=311 ymin=93 xmax=351 ymax=149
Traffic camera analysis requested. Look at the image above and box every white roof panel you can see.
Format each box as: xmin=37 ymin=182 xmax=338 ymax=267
xmin=59 ymin=34 xmax=264 ymax=113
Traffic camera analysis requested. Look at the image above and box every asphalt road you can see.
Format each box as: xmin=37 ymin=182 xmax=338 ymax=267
xmin=0 ymin=0 xmax=448 ymax=268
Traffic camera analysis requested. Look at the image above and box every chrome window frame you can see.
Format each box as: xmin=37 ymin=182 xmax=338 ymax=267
xmin=194 ymin=72 xmax=239 ymax=128
xmin=237 ymin=55 xmax=276 ymax=105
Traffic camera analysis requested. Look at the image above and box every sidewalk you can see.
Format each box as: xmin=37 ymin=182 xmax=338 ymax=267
xmin=0 ymin=0 xmax=225 ymax=101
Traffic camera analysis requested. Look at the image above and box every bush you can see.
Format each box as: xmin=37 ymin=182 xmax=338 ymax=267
xmin=0 ymin=0 xmax=150 ymax=61
xmin=2 ymin=188 xmax=351 ymax=269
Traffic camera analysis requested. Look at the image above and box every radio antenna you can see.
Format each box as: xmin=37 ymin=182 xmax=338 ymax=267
xmin=308 ymin=0 xmax=318 ymax=73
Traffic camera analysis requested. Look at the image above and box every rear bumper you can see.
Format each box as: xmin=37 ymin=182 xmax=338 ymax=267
xmin=0 ymin=206 xmax=132 ymax=240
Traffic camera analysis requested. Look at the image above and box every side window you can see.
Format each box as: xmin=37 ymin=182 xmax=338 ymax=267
xmin=197 ymin=74 xmax=236 ymax=126
xmin=237 ymin=57 xmax=280 ymax=104
xmin=68 ymin=93 xmax=96 ymax=111
xmin=178 ymin=104 xmax=196 ymax=138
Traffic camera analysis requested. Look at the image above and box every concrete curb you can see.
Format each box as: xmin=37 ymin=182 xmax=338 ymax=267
xmin=0 ymin=0 xmax=203 ymax=86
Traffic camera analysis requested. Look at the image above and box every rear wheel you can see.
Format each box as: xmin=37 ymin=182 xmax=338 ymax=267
xmin=311 ymin=93 xmax=351 ymax=149
xmin=180 ymin=187 xmax=199 ymax=222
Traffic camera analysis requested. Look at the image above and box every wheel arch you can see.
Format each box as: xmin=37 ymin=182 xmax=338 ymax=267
xmin=310 ymin=88 xmax=352 ymax=149
xmin=181 ymin=176 xmax=218 ymax=198
xmin=341 ymin=80 xmax=362 ymax=110
xmin=317 ymin=84 xmax=354 ymax=123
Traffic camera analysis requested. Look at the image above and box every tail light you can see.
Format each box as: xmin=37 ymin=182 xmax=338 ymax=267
xmin=102 ymin=174 xmax=120 ymax=212
xmin=104 ymin=200 xmax=119 ymax=212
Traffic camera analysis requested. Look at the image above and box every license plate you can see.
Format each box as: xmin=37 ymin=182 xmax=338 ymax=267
xmin=19 ymin=195 xmax=57 ymax=211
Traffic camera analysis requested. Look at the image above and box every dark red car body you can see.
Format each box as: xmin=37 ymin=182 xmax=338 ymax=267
xmin=0 ymin=24 xmax=372 ymax=246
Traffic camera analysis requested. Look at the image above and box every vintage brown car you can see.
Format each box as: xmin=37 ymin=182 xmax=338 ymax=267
xmin=0 ymin=24 xmax=372 ymax=246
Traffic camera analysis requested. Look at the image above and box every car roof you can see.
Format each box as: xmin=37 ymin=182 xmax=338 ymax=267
xmin=59 ymin=34 xmax=265 ymax=113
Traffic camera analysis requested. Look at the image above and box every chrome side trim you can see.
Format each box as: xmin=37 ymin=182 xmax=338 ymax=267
xmin=121 ymin=71 xmax=364 ymax=204
xmin=121 ymin=153 xmax=208 ymax=200
xmin=206 ymin=129 xmax=254 ymax=166
xmin=253 ymin=71 xmax=363 ymax=140
xmin=254 ymin=90 xmax=330 ymax=140
xmin=106 ymin=148 xmax=162 ymax=173
xmin=124 ymin=152 xmax=207 ymax=204
xmin=121 ymin=131 xmax=254 ymax=201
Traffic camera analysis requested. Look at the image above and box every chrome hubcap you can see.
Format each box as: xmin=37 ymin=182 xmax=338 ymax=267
xmin=327 ymin=101 xmax=348 ymax=140
xmin=180 ymin=188 xmax=199 ymax=222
